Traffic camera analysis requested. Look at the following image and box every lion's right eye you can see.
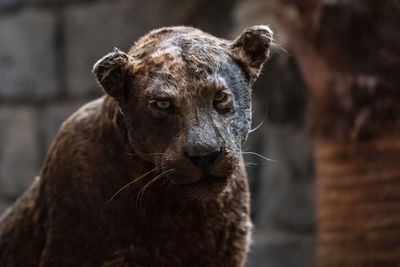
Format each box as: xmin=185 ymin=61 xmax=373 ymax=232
xmin=149 ymin=99 xmax=174 ymax=113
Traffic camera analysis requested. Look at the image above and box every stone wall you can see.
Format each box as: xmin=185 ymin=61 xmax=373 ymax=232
xmin=0 ymin=0 xmax=315 ymax=266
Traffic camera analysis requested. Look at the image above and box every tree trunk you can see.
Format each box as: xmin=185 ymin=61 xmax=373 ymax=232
xmin=271 ymin=0 xmax=400 ymax=265
xmin=315 ymin=137 xmax=400 ymax=265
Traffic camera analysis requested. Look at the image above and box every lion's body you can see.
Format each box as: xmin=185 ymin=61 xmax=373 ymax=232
xmin=1 ymin=98 xmax=251 ymax=267
xmin=0 ymin=26 xmax=272 ymax=267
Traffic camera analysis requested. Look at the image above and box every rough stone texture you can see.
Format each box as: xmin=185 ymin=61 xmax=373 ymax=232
xmin=255 ymin=124 xmax=314 ymax=231
xmin=178 ymin=0 xmax=236 ymax=37
xmin=0 ymin=106 xmax=39 ymax=198
xmin=246 ymin=231 xmax=314 ymax=267
xmin=240 ymin=53 xmax=314 ymax=267
xmin=244 ymin=120 xmax=315 ymax=266
xmin=31 ymin=0 xmax=95 ymax=5
xmin=0 ymin=0 xmax=26 ymax=13
xmin=0 ymin=9 xmax=58 ymax=100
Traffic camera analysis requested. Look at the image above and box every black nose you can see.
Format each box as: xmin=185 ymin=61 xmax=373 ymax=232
xmin=187 ymin=150 xmax=221 ymax=169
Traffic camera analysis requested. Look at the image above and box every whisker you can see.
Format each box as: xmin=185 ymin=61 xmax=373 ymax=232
xmin=165 ymin=180 xmax=175 ymax=193
xmin=249 ymin=120 xmax=265 ymax=134
xmin=136 ymin=169 xmax=175 ymax=207
xmin=249 ymin=109 xmax=269 ymax=134
xmin=242 ymin=146 xmax=251 ymax=152
xmin=271 ymin=38 xmax=291 ymax=56
xmin=107 ymin=166 xmax=160 ymax=203
xmin=241 ymin=151 xmax=278 ymax=163
xmin=244 ymin=162 xmax=258 ymax=166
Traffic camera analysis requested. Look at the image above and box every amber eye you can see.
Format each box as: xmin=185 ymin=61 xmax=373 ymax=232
xmin=155 ymin=100 xmax=171 ymax=109
xmin=149 ymin=99 xmax=174 ymax=114
xmin=214 ymin=91 xmax=227 ymax=102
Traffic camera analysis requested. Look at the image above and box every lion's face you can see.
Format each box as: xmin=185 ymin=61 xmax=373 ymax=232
xmin=93 ymin=26 xmax=272 ymax=195
xmin=123 ymin=55 xmax=251 ymax=188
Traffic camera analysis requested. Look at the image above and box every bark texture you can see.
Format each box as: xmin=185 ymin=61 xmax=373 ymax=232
xmin=315 ymin=138 xmax=400 ymax=265
xmin=271 ymin=0 xmax=400 ymax=266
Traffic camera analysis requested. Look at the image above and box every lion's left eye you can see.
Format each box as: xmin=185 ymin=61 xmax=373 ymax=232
xmin=214 ymin=91 xmax=228 ymax=102
xmin=156 ymin=100 xmax=171 ymax=109
xmin=213 ymin=91 xmax=233 ymax=113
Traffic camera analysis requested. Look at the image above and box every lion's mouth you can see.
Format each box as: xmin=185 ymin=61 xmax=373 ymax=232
xmin=189 ymin=173 xmax=229 ymax=186
xmin=204 ymin=174 xmax=228 ymax=182
xmin=171 ymin=172 xmax=229 ymax=187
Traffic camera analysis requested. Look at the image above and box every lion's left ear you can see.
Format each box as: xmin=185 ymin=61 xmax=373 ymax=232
xmin=230 ymin=25 xmax=273 ymax=84
xmin=93 ymin=48 xmax=130 ymax=98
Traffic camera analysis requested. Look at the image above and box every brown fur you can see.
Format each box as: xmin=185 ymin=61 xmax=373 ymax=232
xmin=0 ymin=26 xmax=272 ymax=267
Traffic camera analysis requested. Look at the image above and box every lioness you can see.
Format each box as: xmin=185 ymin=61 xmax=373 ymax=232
xmin=0 ymin=25 xmax=272 ymax=267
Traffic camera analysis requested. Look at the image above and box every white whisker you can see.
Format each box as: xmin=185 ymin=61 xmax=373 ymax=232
xmin=136 ymin=169 xmax=175 ymax=207
xmin=241 ymin=151 xmax=278 ymax=163
xmin=107 ymin=166 xmax=160 ymax=203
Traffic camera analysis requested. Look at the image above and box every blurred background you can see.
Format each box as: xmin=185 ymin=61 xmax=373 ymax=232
xmin=0 ymin=0 xmax=399 ymax=266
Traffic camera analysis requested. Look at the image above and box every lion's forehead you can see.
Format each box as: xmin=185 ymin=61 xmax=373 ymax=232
xmin=138 ymin=49 xmax=239 ymax=97
xmin=145 ymin=68 xmax=230 ymax=98
xmin=142 ymin=43 xmax=230 ymax=70
xmin=132 ymin=32 xmax=231 ymax=73
xmin=131 ymin=27 xmax=226 ymax=55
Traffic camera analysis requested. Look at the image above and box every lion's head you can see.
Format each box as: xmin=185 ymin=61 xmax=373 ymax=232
xmin=93 ymin=26 xmax=272 ymax=196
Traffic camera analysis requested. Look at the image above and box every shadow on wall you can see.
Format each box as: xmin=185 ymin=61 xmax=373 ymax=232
xmin=0 ymin=0 xmax=315 ymax=266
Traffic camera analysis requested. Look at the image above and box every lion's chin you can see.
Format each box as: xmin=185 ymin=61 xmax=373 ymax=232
xmin=169 ymin=171 xmax=230 ymax=186
xmin=187 ymin=177 xmax=230 ymax=201
xmin=193 ymin=173 xmax=229 ymax=186
xmin=167 ymin=171 xmax=231 ymax=201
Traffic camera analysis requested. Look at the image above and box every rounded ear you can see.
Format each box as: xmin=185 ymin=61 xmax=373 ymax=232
xmin=230 ymin=25 xmax=273 ymax=83
xmin=93 ymin=48 xmax=130 ymax=98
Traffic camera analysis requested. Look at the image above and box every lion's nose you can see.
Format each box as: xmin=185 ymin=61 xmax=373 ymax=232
xmin=186 ymin=149 xmax=221 ymax=169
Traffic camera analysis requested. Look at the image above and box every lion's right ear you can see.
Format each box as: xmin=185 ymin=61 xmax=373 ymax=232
xmin=93 ymin=48 xmax=130 ymax=98
xmin=230 ymin=25 xmax=273 ymax=84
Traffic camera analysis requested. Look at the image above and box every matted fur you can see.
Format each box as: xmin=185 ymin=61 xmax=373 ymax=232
xmin=0 ymin=25 xmax=272 ymax=267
